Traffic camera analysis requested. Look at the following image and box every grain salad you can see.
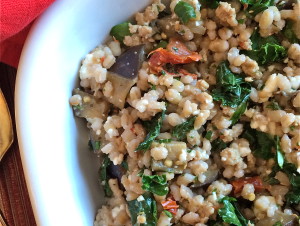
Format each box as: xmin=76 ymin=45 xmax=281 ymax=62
xmin=69 ymin=0 xmax=300 ymax=225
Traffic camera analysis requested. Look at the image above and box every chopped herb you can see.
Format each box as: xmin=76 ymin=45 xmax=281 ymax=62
xmin=237 ymin=19 xmax=245 ymax=24
xmin=266 ymin=100 xmax=281 ymax=110
xmin=212 ymin=62 xmax=251 ymax=119
xmin=187 ymin=149 xmax=193 ymax=153
xmin=136 ymin=110 xmax=165 ymax=152
xmin=128 ymin=192 xmax=157 ymax=226
xmin=174 ymin=1 xmax=196 ymax=24
xmin=88 ymin=140 xmax=101 ymax=151
xmin=99 ymin=155 xmax=113 ymax=197
xmin=157 ymin=139 xmax=172 ymax=143
xmin=163 ymin=210 xmax=173 ymax=218
xmin=156 ymin=40 xmax=168 ymax=49
xmin=243 ymin=30 xmax=286 ymax=65
xmin=218 ymin=196 xmax=248 ymax=226
xmin=148 ymin=83 xmax=156 ymax=90
xmin=204 ymin=131 xmax=213 ymax=140
xmin=282 ymin=20 xmax=299 ymax=44
xmin=275 ymin=136 xmax=284 ymax=168
xmin=161 ymin=70 xmax=166 ymax=75
xmin=142 ymin=174 xmax=169 ymax=196
xmin=110 ymin=22 xmax=131 ymax=43
xmin=199 ymin=0 xmax=220 ymax=9
xmin=211 ymin=138 xmax=227 ymax=152
xmin=171 ymin=116 xmax=196 ymax=140
xmin=264 ymin=176 xmax=280 ymax=185
xmin=212 ymin=188 xmax=217 ymax=193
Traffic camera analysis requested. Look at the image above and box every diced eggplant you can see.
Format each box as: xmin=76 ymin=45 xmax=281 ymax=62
xmin=106 ymin=45 xmax=145 ymax=109
xmin=191 ymin=167 xmax=219 ymax=188
xmin=157 ymin=16 xmax=181 ymax=38
xmin=151 ymin=141 xmax=187 ymax=174
xmin=72 ymin=89 xmax=109 ymax=119
xmin=256 ymin=212 xmax=299 ymax=226
xmin=107 ymin=163 xmax=126 ymax=188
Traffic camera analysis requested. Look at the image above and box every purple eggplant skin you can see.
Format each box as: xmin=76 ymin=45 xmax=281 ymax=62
xmin=107 ymin=163 xmax=126 ymax=190
xmin=109 ymin=44 xmax=145 ymax=80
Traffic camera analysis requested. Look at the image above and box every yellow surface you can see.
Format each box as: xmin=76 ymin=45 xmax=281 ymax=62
xmin=0 ymin=89 xmax=13 ymax=161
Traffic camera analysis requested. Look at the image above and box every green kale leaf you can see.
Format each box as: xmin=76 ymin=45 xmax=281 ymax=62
xmin=137 ymin=110 xmax=166 ymax=152
xmin=218 ymin=196 xmax=248 ymax=226
xmin=199 ymin=0 xmax=220 ymax=9
xmin=212 ymin=62 xmax=251 ymax=123
xmin=243 ymin=31 xmax=286 ymax=65
xmin=141 ymin=174 xmax=169 ymax=196
xmin=99 ymin=155 xmax=113 ymax=197
xmin=245 ymin=0 xmax=275 ymax=16
xmin=171 ymin=115 xmax=196 ymax=140
xmin=275 ymin=136 xmax=285 ymax=168
xmin=242 ymin=125 xmax=275 ymax=159
xmin=128 ymin=192 xmax=158 ymax=226
xmin=110 ymin=22 xmax=131 ymax=43
xmin=282 ymin=20 xmax=299 ymax=44
xmin=174 ymin=1 xmax=196 ymax=24
xmin=211 ymin=138 xmax=227 ymax=152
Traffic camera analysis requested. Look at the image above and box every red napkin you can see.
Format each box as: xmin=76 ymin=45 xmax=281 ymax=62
xmin=0 ymin=0 xmax=55 ymax=68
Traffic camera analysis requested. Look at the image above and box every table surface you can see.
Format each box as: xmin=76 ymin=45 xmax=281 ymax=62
xmin=0 ymin=63 xmax=36 ymax=226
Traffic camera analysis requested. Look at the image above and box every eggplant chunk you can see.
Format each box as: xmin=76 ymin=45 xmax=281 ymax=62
xmin=256 ymin=212 xmax=299 ymax=226
xmin=191 ymin=167 xmax=219 ymax=188
xmin=72 ymin=89 xmax=109 ymax=119
xmin=157 ymin=16 xmax=180 ymax=38
xmin=151 ymin=141 xmax=187 ymax=174
xmin=106 ymin=45 xmax=145 ymax=108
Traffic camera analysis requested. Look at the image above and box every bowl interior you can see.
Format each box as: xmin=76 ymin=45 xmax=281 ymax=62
xmin=15 ymin=0 xmax=150 ymax=225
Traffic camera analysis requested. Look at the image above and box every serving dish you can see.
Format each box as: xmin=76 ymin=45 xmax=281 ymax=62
xmin=15 ymin=0 xmax=150 ymax=225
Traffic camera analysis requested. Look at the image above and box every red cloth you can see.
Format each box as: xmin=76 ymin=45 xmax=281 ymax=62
xmin=0 ymin=0 xmax=55 ymax=68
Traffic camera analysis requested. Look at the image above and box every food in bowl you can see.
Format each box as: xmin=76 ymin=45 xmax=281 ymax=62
xmin=69 ymin=0 xmax=300 ymax=225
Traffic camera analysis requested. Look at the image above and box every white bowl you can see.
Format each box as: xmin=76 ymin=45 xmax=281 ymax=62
xmin=15 ymin=0 xmax=150 ymax=225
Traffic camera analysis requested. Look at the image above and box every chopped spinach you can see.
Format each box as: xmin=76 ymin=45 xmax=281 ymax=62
xmin=142 ymin=174 xmax=169 ymax=196
xmin=243 ymin=31 xmax=286 ymax=65
xmin=99 ymin=155 xmax=113 ymax=197
xmin=211 ymin=138 xmax=227 ymax=152
xmin=128 ymin=192 xmax=157 ymax=226
xmin=137 ymin=110 xmax=165 ymax=152
xmin=282 ymin=20 xmax=299 ymax=44
xmin=273 ymin=222 xmax=283 ymax=226
xmin=218 ymin=196 xmax=248 ymax=226
xmin=212 ymin=62 xmax=251 ymax=117
xmin=110 ymin=22 xmax=131 ymax=43
xmin=174 ymin=1 xmax=196 ymax=24
xmin=242 ymin=125 xmax=275 ymax=159
xmin=171 ymin=116 xmax=196 ymax=140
